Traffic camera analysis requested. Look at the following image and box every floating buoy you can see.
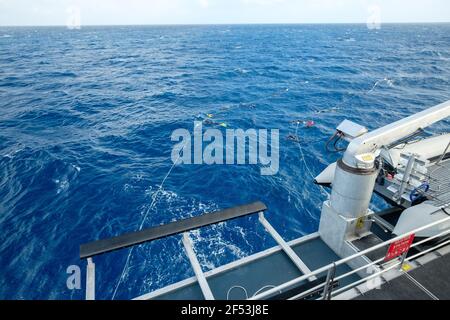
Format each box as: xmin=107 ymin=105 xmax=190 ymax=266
xmin=305 ymin=120 xmax=315 ymax=128
xmin=290 ymin=120 xmax=315 ymax=128
xmin=206 ymin=114 xmax=214 ymax=118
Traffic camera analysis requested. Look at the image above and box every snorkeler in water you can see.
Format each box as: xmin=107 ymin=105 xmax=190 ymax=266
xmin=287 ymin=134 xmax=301 ymax=142
xmin=197 ymin=114 xmax=228 ymax=128
xmin=314 ymin=106 xmax=340 ymax=114
xmin=290 ymin=120 xmax=315 ymax=127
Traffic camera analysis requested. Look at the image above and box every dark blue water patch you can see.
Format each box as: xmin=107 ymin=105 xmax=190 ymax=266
xmin=0 ymin=24 xmax=449 ymax=300
xmin=0 ymin=76 xmax=32 ymax=88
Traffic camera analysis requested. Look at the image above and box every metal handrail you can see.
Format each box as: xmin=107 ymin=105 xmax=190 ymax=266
xmin=331 ymin=238 xmax=450 ymax=297
xmin=287 ymin=227 xmax=450 ymax=300
xmin=250 ymin=208 xmax=450 ymax=300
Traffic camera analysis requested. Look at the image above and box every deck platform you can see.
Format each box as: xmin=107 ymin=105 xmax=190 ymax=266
xmin=138 ymin=236 xmax=360 ymax=300
xmin=374 ymin=157 xmax=450 ymax=208
xmin=355 ymin=250 xmax=450 ymax=300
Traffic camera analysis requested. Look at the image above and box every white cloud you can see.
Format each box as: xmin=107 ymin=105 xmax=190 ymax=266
xmin=198 ymin=0 xmax=209 ymax=8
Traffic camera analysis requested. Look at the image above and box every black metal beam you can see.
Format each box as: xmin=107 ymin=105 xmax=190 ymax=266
xmin=80 ymin=201 xmax=267 ymax=259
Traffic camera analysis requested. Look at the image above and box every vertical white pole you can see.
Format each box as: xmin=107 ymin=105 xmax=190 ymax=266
xmin=86 ymin=258 xmax=95 ymax=300
xmin=182 ymin=233 xmax=215 ymax=300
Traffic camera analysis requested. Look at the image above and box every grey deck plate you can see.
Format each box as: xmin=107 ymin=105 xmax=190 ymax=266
xmin=153 ymin=238 xmax=360 ymax=300
xmin=352 ymin=234 xmax=386 ymax=262
xmin=355 ymin=253 xmax=450 ymax=300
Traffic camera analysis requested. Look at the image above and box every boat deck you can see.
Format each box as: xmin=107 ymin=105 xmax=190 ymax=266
xmin=141 ymin=236 xmax=360 ymax=300
xmin=355 ymin=248 xmax=450 ymax=300
xmin=140 ymin=157 xmax=450 ymax=301
xmin=427 ymin=160 xmax=450 ymax=207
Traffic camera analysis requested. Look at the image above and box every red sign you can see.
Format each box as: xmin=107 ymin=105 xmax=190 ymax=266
xmin=384 ymin=234 xmax=415 ymax=261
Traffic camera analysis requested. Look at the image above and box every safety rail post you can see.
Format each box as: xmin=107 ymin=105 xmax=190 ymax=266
xmin=322 ymin=263 xmax=336 ymax=300
xmin=79 ymin=202 xmax=267 ymax=301
xmin=182 ymin=233 xmax=215 ymax=300
xmin=395 ymin=154 xmax=415 ymax=203
xmin=399 ymin=250 xmax=409 ymax=270
xmin=399 ymin=235 xmax=412 ymax=270
xmin=86 ymin=258 xmax=95 ymax=300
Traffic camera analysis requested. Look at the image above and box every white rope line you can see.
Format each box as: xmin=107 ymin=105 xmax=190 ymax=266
xmin=111 ymin=137 xmax=189 ymax=300
xmin=110 ymin=77 xmax=397 ymax=299
xmin=226 ymin=285 xmax=282 ymax=300
xmin=252 ymin=285 xmax=280 ymax=297
xmin=226 ymin=286 xmax=248 ymax=300
xmin=294 ymin=122 xmax=329 ymax=198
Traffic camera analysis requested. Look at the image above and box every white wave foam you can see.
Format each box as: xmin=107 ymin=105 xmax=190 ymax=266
xmin=368 ymin=77 xmax=395 ymax=93
xmin=2 ymin=146 xmax=24 ymax=159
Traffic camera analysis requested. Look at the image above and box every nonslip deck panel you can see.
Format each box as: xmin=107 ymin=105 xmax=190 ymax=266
xmin=355 ymin=253 xmax=450 ymax=300
xmin=80 ymin=201 xmax=267 ymax=259
xmin=151 ymin=237 xmax=360 ymax=300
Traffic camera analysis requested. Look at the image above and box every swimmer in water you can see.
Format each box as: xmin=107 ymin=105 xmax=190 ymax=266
xmin=315 ymin=106 xmax=340 ymax=114
xmin=286 ymin=134 xmax=301 ymax=142
xmin=290 ymin=120 xmax=315 ymax=127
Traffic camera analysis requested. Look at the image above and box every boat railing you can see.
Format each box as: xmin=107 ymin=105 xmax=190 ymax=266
xmin=79 ymin=201 xmax=450 ymax=300
xmin=250 ymin=203 xmax=450 ymax=300
xmin=79 ymin=201 xmax=268 ymax=300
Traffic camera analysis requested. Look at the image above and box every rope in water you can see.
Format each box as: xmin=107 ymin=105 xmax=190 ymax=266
xmin=111 ymin=132 xmax=192 ymax=300
xmin=294 ymin=122 xmax=330 ymax=198
xmin=111 ymin=88 xmax=293 ymax=299
xmin=111 ymin=78 xmax=391 ymax=298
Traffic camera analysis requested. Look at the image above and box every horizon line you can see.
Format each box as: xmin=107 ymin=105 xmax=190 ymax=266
xmin=1 ymin=21 xmax=450 ymax=28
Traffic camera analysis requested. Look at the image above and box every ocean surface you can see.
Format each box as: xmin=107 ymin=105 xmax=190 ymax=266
xmin=0 ymin=24 xmax=449 ymax=300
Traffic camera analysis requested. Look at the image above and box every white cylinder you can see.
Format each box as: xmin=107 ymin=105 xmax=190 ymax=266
xmin=330 ymin=160 xmax=378 ymax=219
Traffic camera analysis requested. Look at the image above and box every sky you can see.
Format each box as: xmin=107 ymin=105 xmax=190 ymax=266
xmin=0 ymin=0 xmax=449 ymax=26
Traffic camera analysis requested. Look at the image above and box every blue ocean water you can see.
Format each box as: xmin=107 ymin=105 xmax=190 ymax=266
xmin=0 ymin=24 xmax=449 ymax=300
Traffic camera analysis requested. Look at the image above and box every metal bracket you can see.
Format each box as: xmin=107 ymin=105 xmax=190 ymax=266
xmin=259 ymin=212 xmax=316 ymax=281
xmin=182 ymin=233 xmax=215 ymax=300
